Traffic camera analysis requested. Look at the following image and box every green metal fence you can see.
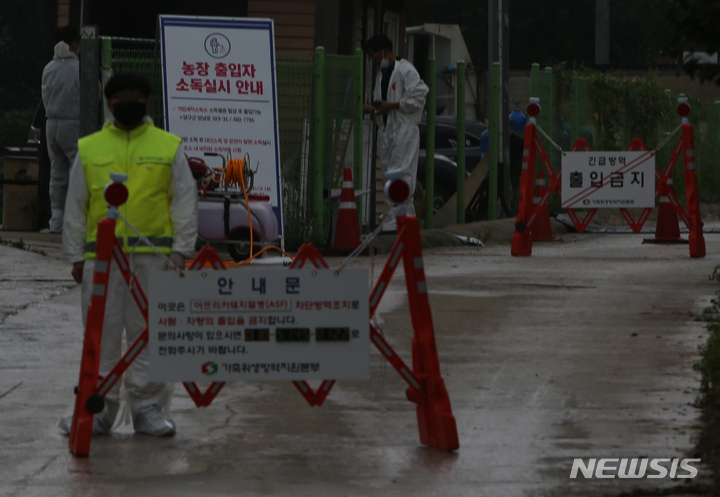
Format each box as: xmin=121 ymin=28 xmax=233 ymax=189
xmin=101 ymin=37 xmax=165 ymax=128
xmin=100 ymin=37 xmax=363 ymax=250
xmin=314 ymin=49 xmax=364 ymax=244
xmin=276 ymin=52 xmax=315 ymax=249
xmin=529 ymin=64 xmax=720 ymax=207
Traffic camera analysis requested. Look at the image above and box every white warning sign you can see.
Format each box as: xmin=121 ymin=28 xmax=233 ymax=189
xmin=148 ymin=268 xmax=370 ymax=382
xmin=561 ymin=151 xmax=656 ymax=208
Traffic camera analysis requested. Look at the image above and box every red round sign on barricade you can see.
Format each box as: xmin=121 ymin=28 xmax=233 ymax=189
xmin=677 ymin=102 xmax=691 ymax=117
xmin=384 ymin=179 xmax=410 ymax=205
xmin=527 ymin=102 xmax=541 ymax=117
xmin=103 ymin=182 xmax=129 ymax=207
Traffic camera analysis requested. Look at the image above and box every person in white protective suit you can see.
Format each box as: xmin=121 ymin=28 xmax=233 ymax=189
xmin=41 ymin=26 xmax=81 ymax=233
xmin=364 ymin=34 xmax=428 ymax=231
xmin=59 ymin=72 xmax=198 ymax=437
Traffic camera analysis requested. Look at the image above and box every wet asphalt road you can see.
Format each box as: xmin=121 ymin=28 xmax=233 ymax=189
xmin=0 ymin=227 xmax=718 ymax=496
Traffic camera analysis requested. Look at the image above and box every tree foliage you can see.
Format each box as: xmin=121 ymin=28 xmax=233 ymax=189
xmin=584 ymin=70 xmax=671 ymax=149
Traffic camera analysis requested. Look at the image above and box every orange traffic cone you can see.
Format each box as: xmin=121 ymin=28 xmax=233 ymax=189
xmin=529 ymin=168 xmax=556 ymax=241
xmin=644 ymin=179 xmax=686 ymax=244
xmin=333 ymin=168 xmax=362 ymax=250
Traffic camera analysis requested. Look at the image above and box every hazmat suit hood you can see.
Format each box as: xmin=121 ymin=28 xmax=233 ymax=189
xmin=42 ymin=42 xmax=80 ymax=120
xmin=53 ymin=41 xmax=77 ymax=60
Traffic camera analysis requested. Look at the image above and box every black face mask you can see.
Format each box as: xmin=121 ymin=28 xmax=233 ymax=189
xmin=113 ymin=101 xmax=147 ymax=128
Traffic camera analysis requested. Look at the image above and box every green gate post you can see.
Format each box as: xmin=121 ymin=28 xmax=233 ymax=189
xmin=424 ymin=58 xmax=436 ymax=229
xmin=353 ymin=48 xmax=364 ymax=228
xmin=529 ymin=63 xmax=540 ymax=102
xmin=456 ymin=60 xmax=466 ymax=224
xmin=489 ymin=62 xmax=500 ymax=221
xmin=101 ymin=37 xmax=112 ymax=70
xmin=710 ymin=101 xmax=720 ymax=147
xmin=313 ymin=47 xmax=326 ymax=242
xmin=101 ymin=37 xmax=112 ymax=123
xmin=571 ymin=72 xmax=579 ymax=145
xmin=543 ymin=66 xmax=556 ymax=171
xmin=79 ymin=26 xmax=101 ymax=138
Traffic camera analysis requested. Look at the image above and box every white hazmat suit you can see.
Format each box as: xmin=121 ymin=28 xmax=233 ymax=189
xmin=372 ymin=59 xmax=428 ymax=228
xmin=42 ymin=41 xmax=80 ymax=233
xmin=62 ymin=117 xmax=198 ymax=435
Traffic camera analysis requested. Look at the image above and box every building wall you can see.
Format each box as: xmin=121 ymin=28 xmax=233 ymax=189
xmin=57 ymin=0 xmax=71 ymax=26
xmin=248 ymin=0 xmax=316 ymax=53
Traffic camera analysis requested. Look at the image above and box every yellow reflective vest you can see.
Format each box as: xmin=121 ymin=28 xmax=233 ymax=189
xmin=78 ymin=121 xmax=182 ymax=258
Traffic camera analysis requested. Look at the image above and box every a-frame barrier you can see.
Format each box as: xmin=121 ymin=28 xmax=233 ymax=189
xmin=69 ymin=211 xmax=459 ymax=457
xmin=511 ymin=100 xmax=705 ymax=258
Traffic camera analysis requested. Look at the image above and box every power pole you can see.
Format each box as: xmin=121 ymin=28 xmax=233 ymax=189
xmin=488 ymin=0 xmax=510 ymax=219
xmin=595 ymin=0 xmax=610 ymax=65
xmin=79 ymin=25 xmax=101 ymax=138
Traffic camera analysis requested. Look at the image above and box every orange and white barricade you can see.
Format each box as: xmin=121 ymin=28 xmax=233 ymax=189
xmin=69 ymin=174 xmax=459 ymax=457
xmin=511 ymin=97 xmax=705 ymax=258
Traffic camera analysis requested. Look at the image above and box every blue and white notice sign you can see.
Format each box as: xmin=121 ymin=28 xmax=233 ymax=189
xmin=159 ymin=15 xmax=284 ymax=235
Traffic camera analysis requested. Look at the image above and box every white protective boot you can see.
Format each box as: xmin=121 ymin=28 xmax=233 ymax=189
xmin=132 ymin=404 xmax=176 ymax=436
xmin=57 ymin=398 xmax=119 ymax=436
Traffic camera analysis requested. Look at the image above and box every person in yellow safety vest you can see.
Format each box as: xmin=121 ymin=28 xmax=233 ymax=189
xmin=59 ymin=72 xmax=198 ymax=437
xmin=363 ymin=33 xmax=428 ymax=232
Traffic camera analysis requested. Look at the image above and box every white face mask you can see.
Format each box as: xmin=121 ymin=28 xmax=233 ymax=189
xmin=379 ymin=56 xmax=389 ymax=69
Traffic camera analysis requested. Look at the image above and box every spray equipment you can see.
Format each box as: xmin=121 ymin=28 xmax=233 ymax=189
xmin=191 ymin=151 xmax=258 ymax=194
xmin=188 ymin=154 xmax=224 ymax=192
xmin=225 ymin=152 xmax=258 ymax=193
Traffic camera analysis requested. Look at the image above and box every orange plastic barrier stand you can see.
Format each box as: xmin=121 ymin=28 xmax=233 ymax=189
xmin=511 ymin=114 xmax=705 ymax=258
xmin=70 ymin=212 xmax=459 ymax=456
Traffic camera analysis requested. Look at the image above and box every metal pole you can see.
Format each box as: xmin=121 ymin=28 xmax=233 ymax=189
xmin=571 ymin=72 xmax=579 ymax=145
xmin=488 ymin=0 xmax=497 ymax=96
xmin=489 ymin=62 xmax=499 ymax=220
xmin=489 ymin=0 xmax=509 ymax=219
xmin=353 ymin=48 xmax=364 ymax=228
xmin=79 ymin=25 xmax=101 ymax=138
xmin=544 ymin=66 xmax=556 ymax=170
xmin=499 ymin=0 xmax=510 ymax=217
xmin=456 ymin=61 xmax=466 ymax=224
xmin=100 ymin=37 xmax=112 ymax=124
xmin=424 ymin=58 xmax=436 ymax=229
xmin=595 ymin=0 xmax=610 ymax=66
xmin=530 ymin=62 xmax=540 ymax=98
xmin=313 ymin=47 xmax=326 ymax=242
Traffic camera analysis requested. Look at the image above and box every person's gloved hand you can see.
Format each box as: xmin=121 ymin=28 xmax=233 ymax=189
xmin=71 ymin=261 xmax=85 ymax=283
xmin=169 ymin=251 xmax=186 ymax=270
